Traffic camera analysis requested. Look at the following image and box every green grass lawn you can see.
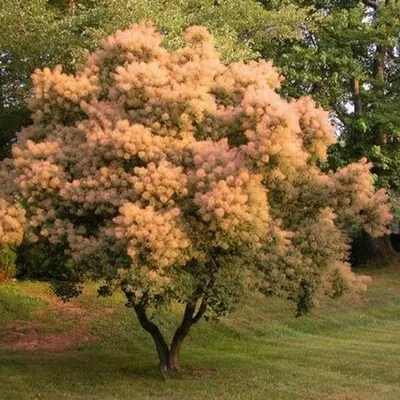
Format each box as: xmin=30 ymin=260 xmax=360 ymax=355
xmin=0 ymin=265 xmax=399 ymax=400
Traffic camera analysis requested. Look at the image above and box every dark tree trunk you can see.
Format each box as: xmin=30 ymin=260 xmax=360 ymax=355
xmin=367 ymin=0 xmax=394 ymax=262
xmin=166 ymin=298 xmax=207 ymax=370
xmin=372 ymin=1 xmax=389 ymax=146
xmin=168 ymin=303 xmax=196 ymax=370
xmin=121 ymin=283 xmax=207 ymax=373
xmin=132 ymin=303 xmax=170 ymax=372
xmin=351 ymin=231 xmax=397 ymax=266
xmin=369 ymin=234 xmax=397 ymax=260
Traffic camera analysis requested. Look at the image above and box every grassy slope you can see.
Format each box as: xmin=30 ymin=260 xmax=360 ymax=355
xmin=0 ymin=265 xmax=399 ymax=400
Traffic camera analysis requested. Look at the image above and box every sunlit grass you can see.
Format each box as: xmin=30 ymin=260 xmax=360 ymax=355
xmin=0 ymin=265 xmax=399 ymax=399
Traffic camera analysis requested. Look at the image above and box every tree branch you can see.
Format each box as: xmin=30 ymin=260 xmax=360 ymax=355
xmin=181 ymin=301 xmax=197 ymax=329
xmin=192 ymin=297 xmax=207 ymax=324
xmin=353 ymin=77 xmax=363 ymax=115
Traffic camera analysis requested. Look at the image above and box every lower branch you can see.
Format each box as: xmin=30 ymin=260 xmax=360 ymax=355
xmin=192 ymin=297 xmax=208 ymax=324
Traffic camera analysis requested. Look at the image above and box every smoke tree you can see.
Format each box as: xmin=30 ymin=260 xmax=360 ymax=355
xmin=0 ymin=24 xmax=391 ymax=371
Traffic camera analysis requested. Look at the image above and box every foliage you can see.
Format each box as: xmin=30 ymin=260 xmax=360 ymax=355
xmin=0 ymin=247 xmax=16 ymax=282
xmin=0 ymin=24 xmax=391 ymax=370
xmin=1 ymin=1 xmax=398 ymax=208
xmin=0 ymin=196 xmax=25 ymax=282
xmin=256 ymin=0 xmax=400 ymax=231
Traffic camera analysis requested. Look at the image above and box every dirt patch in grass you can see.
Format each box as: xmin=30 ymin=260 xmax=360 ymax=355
xmin=0 ymin=288 xmax=120 ymax=352
xmin=0 ymin=321 xmax=92 ymax=352
xmin=0 ymin=296 xmax=95 ymax=352
xmin=53 ymin=300 xmax=85 ymax=314
xmin=315 ymin=389 xmax=364 ymax=400
xmin=36 ymin=298 xmax=85 ymax=317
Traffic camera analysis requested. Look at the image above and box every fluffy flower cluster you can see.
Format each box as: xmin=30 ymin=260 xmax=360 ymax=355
xmin=330 ymin=159 xmax=392 ymax=237
xmin=190 ymin=139 xmax=243 ymax=189
xmin=294 ymin=208 xmax=349 ymax=270
xmin=0 ymin=200 xmax=26 ymax=249
xmin=241 ymin=88 xmax=306 ymax=173
xmin=188 ymin=139 xmax=269 ymax=247
xmin=60 ymin=166 xmax=134 ymax=212
xmin=213 ymin=60 xmax=282 ymax=106
xmin=114 ymin=203 xmax=191 ymax=268
xmin=294 ymin=97 xmax=336 ymax=162
xmin=131 ymin=161 xmax=188 ymax=207
xmin=29 ymin=65 xmax=100 ymax=123
xmin=196 ymin=173 xmax=268 ymax=230
xmin=15 ymin=160 xmax=64 ymax=199
xmin=66 ymin=229 xmax=103 ymax=262
xmin=83 ymin=118 xmax=166 ymax=162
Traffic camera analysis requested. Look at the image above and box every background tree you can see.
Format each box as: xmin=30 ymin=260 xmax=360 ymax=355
xmin=256 ymin=0 xmax=400 ymax=257
xmin=0 ymin=25 xmax=390 ymax=371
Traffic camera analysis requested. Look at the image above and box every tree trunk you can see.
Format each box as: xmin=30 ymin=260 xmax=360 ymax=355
xmin=121 ymin=284 xmax=207 ymax=373
xmin=351 ymin=231 xmax=397 ymax=265
xmin=132 ymin=303 xmax=170 ymax=372
xmin=372 ymin=1 xmax=389 ymax=146
xmin=167 ymin=297 xmax=207 ymax=371
xmin=369 ymin=234 xmax=397 ymax=260
xmin=69 ymin=0 xmax=76 ymax=13
xmin=168 ymin=335 xmax=184 ymax=371
xmin=168 ymin=302 xmax=196 ymax=370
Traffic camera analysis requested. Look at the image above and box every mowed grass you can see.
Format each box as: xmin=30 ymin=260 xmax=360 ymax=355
xmin=0 ymin=265 xmax=399 ymax=400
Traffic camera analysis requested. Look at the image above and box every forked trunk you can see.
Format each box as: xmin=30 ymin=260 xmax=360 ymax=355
xmin=122 ymin=285 xmax=207 ymax=373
